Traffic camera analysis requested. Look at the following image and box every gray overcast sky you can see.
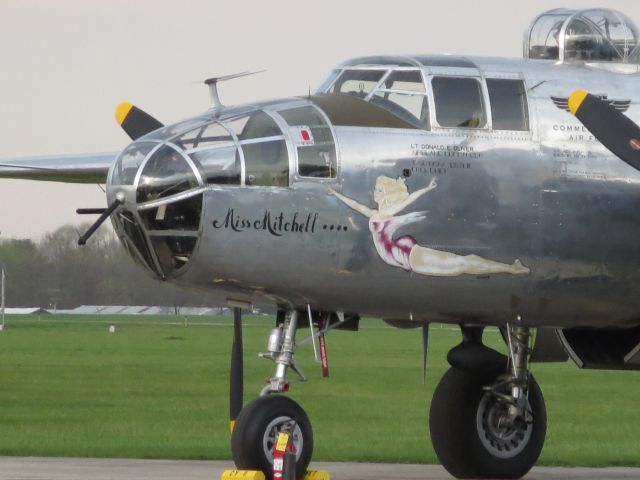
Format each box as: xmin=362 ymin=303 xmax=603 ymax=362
xmin=1 ymin=0 xmax=640 ymax=239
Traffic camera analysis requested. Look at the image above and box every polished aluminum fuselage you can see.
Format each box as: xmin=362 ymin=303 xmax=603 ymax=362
xmin=162 ymin=56 xmax=640 ymax=329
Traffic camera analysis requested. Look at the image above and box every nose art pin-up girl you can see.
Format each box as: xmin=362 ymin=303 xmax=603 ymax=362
xmin=331 ymin=176 xmax=529 ymax=277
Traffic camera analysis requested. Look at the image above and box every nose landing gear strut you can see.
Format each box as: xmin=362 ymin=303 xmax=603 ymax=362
xmin=231 ymin=310 xmax=314 ymax=480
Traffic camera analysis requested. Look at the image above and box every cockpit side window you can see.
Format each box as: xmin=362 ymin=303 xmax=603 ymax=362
xmin=486 ymin=79 xmax=529 ymax=131
xmin=330 ymin=69 xmax=386 ymax=98
xmin=369 ymin=70 xmax=430 ymax=130
xmin=225 ymin=112 xmax=289 ymax=187
xmin=241 ymin=141 xmax=289 ymax=187
xmin=432 ymin=76 xmax=487 ymax=128
xmin=279 ymin=106 xmax=337 ymax=179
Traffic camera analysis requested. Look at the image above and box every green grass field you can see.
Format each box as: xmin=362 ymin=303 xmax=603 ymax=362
xmin=0 ymin=314 xmax=638 ymax=466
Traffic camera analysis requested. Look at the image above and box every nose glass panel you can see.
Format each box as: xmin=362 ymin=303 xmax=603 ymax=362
xmin=108 ymin=140 xmax=204 ymax=280
xmin=139 ymin=195 xmax=202 ymax=231
xmin=150 ymin=236 xmax=199 ymax=274
xmin=111 ymin=142 xmax=156 ymax=186
xmin=115 ymin=210 xmax=161 ymax=277
xmin=136 ymin=145 xmax=200 ymax=204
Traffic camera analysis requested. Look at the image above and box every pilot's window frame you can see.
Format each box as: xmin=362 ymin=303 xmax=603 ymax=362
xmin=370 ymin=69 xmax=426 ymax=94
xmin=367 ymin=68 xmax=430 ymax=130
xmin=328 ymin=68 xmax=389 ymax=99
xmin=486 ymin=78 xmax=530 ymax=132
xmin=315 ymin=69 xmax=341 ymax=93
xmin=430 ymin=75 xmax=488 ymax=130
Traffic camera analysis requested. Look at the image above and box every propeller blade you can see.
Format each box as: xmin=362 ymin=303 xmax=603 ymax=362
xmin=421 ymin=323 xmax=430 ymax=385
xmin=115 ymin=102 xmax=163 ymax=140
xmin=229 ymin=307 xmax=244 ymax=432
xmin=568 ymin=90 xmax=640 ymax=171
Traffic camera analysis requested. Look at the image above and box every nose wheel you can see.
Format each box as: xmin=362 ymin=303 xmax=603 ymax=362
xmin=231 ymin=395 xmax=313 ymax=480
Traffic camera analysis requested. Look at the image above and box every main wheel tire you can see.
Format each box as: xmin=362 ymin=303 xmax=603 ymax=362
xmin=429 ymin=368 xmax=546 ymax=479
xmin=231 ymin=395 xmax=313 ymax=480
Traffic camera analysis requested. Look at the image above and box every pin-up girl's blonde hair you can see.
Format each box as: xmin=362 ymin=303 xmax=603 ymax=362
xmin=374 ymin=176 xmax=409 ymax=208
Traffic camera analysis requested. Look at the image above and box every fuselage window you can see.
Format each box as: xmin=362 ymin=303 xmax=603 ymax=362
xmin=369 ymin=70 xmax=429 ymax=130
xmin=432 ymin=76 xmax=487 ymax=128
xmin=279 ymin=106 xmax=337 ymax=178
xmin=330 ymin=69 xmax=386 ymax=98
xmin=241 ymin=140 xmax=289 ymax=187
xmin=226 ymin=112 xmax=289 ymax=187
xmin=486 ymin=79 xmax=529 ymax=131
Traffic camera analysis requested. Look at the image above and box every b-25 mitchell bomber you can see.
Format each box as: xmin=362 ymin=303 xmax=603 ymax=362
xmin=3 ymin=7 xmax=640 ymax=479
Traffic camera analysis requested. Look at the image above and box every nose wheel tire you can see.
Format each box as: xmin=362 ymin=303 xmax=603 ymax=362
xmin=429 ymin=367 xmax=546 ymax=479
xmin=231 ymin=395 xmax=313 ymax=480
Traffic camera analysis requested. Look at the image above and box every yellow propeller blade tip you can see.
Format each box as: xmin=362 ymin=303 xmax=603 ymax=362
xmin=229 ymin=420 xmax=235 ymax=433
xmin=115 ymin=102 xmax=134 ymax=126
xmin=568 ymin=90 xmax=589 ymax=115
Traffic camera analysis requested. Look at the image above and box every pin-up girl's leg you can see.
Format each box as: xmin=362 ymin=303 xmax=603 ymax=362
xmin=408 ymin=246 xmax=530 ymax=276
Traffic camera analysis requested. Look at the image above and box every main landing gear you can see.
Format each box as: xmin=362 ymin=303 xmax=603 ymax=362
xmin=430 ymin=324 xmax=546 ymax=479
xmin=231 ymin=310 xmax=314 ymax=480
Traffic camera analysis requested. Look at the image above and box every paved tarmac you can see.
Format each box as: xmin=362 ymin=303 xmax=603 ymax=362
xmin=1 ymin=458 xmax=640 ymax=480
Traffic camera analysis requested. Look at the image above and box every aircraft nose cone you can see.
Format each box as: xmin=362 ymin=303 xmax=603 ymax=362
xmin=108 ymin=140 xmax=204 ymax=279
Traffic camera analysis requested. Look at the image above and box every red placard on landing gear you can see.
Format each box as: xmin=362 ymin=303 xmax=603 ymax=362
xmin=318 ymin=318 xmax=329 ymax=378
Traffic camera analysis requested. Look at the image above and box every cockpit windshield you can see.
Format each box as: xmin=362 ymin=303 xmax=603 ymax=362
xmin=318 ymin=67 xmax=430 ymax=130
xmin=330 ymin=69 xmax=386 ymax=98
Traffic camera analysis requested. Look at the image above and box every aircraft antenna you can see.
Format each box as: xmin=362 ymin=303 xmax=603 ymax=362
xmin=204 ymin=70 xmax=265 ymax=111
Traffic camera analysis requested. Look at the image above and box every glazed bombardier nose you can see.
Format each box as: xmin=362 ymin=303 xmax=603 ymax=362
xmin=107 ymin=140 xmax=204 ymax=279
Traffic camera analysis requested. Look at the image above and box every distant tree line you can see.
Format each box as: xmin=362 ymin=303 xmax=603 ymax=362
xmin=0 ymin=224 xmax=213 ymax=309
